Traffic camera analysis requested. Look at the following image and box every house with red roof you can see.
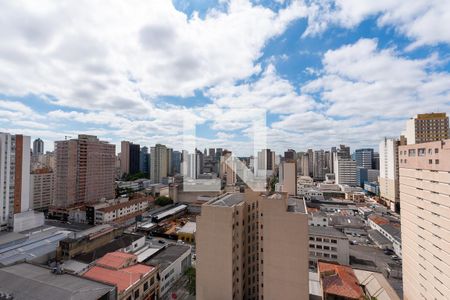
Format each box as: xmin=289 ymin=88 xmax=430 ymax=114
xmin=318 ymin=262 xmax=364 ymax=300
xmin=83 ymin=251 xmax=159 ymax=300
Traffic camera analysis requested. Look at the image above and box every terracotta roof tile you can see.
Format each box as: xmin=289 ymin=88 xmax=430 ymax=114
xmin=319 ymin=262 xmax=364 ymax=300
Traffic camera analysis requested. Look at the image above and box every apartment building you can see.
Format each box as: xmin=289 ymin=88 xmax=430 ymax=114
xmin=277 ymin=160 xmax=296 ymax=195
xmin=196 ymin=191 xmax=309 ymax=300
xmin=54 ymin=135 xmax=115 ymax=208
xmin=308 ymin=226 xmax=349 ymax=268
xmin=399 ymin=139 xmax=450 ymax=299
xmin=0 ymin=133 xmax=31 ymax=230
xmin=151 ymin=144 xmax=169 ymax=184
xmin=404 ymin=112 xmax=449 ymax=144
xmin=86 ymin=196 xmax=152 ymax=225
xmin=379 ymin=138 xmax=400 ymax=212
xmin=120 ymin=141 xmax=140 ymax=176
xmin=334 ymin=157 xmax=357 ymax=186
xmin=30 ymin=167 xmax=55 ymax=211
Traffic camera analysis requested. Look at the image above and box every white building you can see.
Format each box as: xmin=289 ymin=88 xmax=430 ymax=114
xmin=334 ymin=157 xmax=357 ymax=186
xmin=145 ymin=244 xmax=191 ymax=296
xmin=379 ymin=138 xmax=400 ymax=212
xmin=0 ymin=133 xmax=31 ymax=231
xmin=308 ymin=226 xmax=349 ymax=269
xmin=91 ymin=197 xmax=151 ymax=224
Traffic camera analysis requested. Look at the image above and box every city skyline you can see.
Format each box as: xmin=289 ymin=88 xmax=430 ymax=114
xmin=0 ymin=1 xmax=449 ymax=155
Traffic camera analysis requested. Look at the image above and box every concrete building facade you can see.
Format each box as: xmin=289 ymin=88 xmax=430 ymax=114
xmin=379 ymin=138 xmax=400 ymax=212
xmin=399 ymin=139 xmax=450 ymax=300
xmin=150 ymin=144 xmax=168 ymax=184
xmin=404 ymin=112 xmax=449 ymax=145
xmin=196 ymin=191 xmax=309 ymax=300
xmin=30 ymin=168 xmax=55 ymax=211
xmin=0 ymin=133 xmax=31 ymax=230
xmin=308 ymin=226 xmax=350 ymax=268
xmin=54 ymin=135 xmax=115 ymax=208
xmin=334 ymin=157 xmax=357 ymax=186
xmin=278 ymin=161 xmax=296 ymax=195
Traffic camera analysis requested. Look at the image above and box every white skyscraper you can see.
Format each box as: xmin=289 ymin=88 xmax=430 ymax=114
xmin=379 ymin=138 xmax=400 ymax=212
xmin=0 ymin=133 xmax=31 ymax=230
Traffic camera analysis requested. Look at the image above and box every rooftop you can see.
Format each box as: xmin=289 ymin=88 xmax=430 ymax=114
xmin=208 ymin=193 xmax=245 ymax=207
xmin=83 ymin=263 xmax=154 ymax=293
xmin=144 ymin=244 xmax=191 ymax=271
xmin=0 ymin=263 xmax=115 ymax=300
xmin=368 ymin=214 xmax=390 ymax=226
xmin=96 ymin=252 xmax=137 ymax=269
xmin=74 ymin=233 xmax=143 ymax=264
xmin=178 ymin=221 xmax=196 ymax=234
xmin=319 ymin=262 xmax=364 ymax=300
xmin=379 ymin=224 xmax=401 ymax=243
xmin=309 ymin=226 xmax=348 ymax=239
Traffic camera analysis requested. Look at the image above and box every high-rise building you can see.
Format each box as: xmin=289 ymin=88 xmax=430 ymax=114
xmin=257 ymin=149 xmax=275 ymax=173
xmin=54 ymin=135 xmax=115 ymax=208
xmin=150 ymin=144 xmax=168 ymax=183
xmin=278 ymin=161 xmax=297 ymax=195
xmin=334 ymin=157 xmax=357 ymax=186
xmin=313 ymin=150 xmax=326 ymax=181
xmin=30 ymin=167 xmax=55 ymax=211
xmin=32 ymin=138 xmax=44 ymax=156
xmin=219 ymin=150 xmax=236 ymax=186
xmin=372 ymin=152 xmax=380 ymax=170
xmin=379 ymin=138 xmax=400 ymax=212
xmin=403 ymin=112 xmax=449 ymax=144
xmin=0 ymin=133 xmax=31 ymax=230
xmin=284 ymin=149 xmax=296 ymax=160
xmin=196 ymin=191 xmax=309 ymax=300
xmin=399 ymin=139 xmax=450 ymax=299
xmin=354 ymin=148 xmax=374 ymax=169
xmin=167 ymin=148 xmax=173 ymax=176
xmin=139 ymin=146 xmax=150 ymax=176
xmin=307 ymin=149 xmax=314 ymax=177
xmin=171 ymin=150 xmax=182 ymax=175
xmin=120 ymin=141 xmax=140 ymax=176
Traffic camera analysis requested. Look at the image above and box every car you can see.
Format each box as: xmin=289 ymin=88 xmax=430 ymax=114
xmin=384 ymin=249 xmax=394 ymax=255
xmin=158 ymin=240 xmax=166 ymax=244
xmin=391 ymin=254 xmax=399 ymax=259
xmin=350 ymin=240 xmax=358 ymax=245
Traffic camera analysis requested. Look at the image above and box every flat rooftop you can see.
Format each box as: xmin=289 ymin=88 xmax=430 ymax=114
xmin=208 ymin=193 xmax=245 ymax=207
xmin=144 ymin=244 xmax=191 ymax=271
xmin=287 ymin=197 xmax=307 ymax=214
xmin=74 ymin=233 xmax=143 ymax=264
xmin=0 ymin=263 xmax=115 ymax=300
xmin=309 ymin=226 xmax=348 ymax=239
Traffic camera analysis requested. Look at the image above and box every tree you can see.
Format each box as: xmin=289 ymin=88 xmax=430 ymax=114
xmin=185 ymin=266 xmax=196 ymax=295
xmin=155 ymin=196 xmax=173 ymax=206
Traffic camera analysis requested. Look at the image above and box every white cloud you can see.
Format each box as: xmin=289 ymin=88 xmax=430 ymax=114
xmin=0 ymin=0 xmax=307 ymax=112
xmin=304 ymin=0 xmax=450 ymax=48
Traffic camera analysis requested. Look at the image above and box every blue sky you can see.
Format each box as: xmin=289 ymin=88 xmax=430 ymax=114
xmin=0 ymin=0 xmax=449 ymax=155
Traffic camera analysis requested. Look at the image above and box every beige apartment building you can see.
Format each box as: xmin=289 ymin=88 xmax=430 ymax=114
xmin=54 ymin=135 xmax=115 ymax=208
xmin=399 ymin=139 xmax=450 ymax=300
xmin=404 ymin=112 xmax=449 ymax=144
xmin=30 ymin=167 xmax=55 ymax=211
xmin=196 ymin=191 xmax=309 ymax=300
xmin=278 ymin=160 xmax=297 ymax=195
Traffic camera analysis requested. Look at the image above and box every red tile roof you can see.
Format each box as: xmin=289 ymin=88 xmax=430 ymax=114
xmin=319 ymin=262 xmax=364 ymax=300
xmin=368 ymin=214 xmax=389 ymax=226
xmin=83 ymin=264 xmax=154 ymax=292
xmin=96 ymin=252 xmax=137 ymax=270
xmin=83 ymin=251 xmax=155 ymax=293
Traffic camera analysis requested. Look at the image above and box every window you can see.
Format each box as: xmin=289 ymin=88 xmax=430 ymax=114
xmin=429 ymin=159 xmax=433 ymax=164
xmin=144 ymin=282 xmax=149 ymax=291
xmin=316 ymin=238 xmax=322 ymax=242
xmin=435 ymin=148 xmax=439 ymax=154
xmin=418 ymin=148 xmax=426 ymax=156
xmin=331 ymin=255 xmax=337 ymax=259
xmin=409 ymin=149 xmax=416 ymax=156
xmin=134 ymin=289 xmax=140 ymax=299
xmin=309 ymin=237 xmax=314 ymax=241
xmin=435 ymin=159 xmax=439 ymax=164
xmin=331 ymin=239 xmax=337 ymax=244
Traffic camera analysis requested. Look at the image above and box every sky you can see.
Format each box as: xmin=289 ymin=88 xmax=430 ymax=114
xmin=0 ymin=0 xmax=449 ymax=155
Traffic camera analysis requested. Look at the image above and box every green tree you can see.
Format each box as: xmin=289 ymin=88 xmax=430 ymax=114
xmin=185 ymin=266 xmax=196 ymax=295
xmin=155 ymin=196 xmax=173 ymax=206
